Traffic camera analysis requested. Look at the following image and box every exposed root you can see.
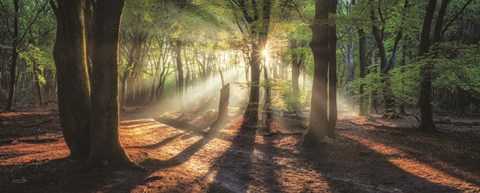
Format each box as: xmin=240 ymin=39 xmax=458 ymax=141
xmin=78 ymin=151 xmax=144 ymax=172
xmin=346 ymin=120 xmax=415 ymax=130
xmin=0 ymin=116 xmax=53 ymax=127
xmin=402 ymin=113 xmax=420 ymax=123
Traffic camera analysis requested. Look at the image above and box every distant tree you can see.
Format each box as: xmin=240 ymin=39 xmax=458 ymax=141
xmin=417 ymin=0 xmax=450 ymax=132
xmin=227 ymin=0 xmax=272 ymax=125
xmin=0 ymin=0 xmax=49 ymax=110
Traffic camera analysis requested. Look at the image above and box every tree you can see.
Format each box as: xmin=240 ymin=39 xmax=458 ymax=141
xmin=82 ymin=0 xmax=135 ymax=168
xmin=50 ymin=0 xmax=91 ymax=160
xmin=0 ymin=0 xmax=49 ymax=110
xmin=227 ymin=0 xmax=273 ymax=125
xmin=368 ymin=0 xmax=409 ymax=118
xmin=327 ymin=0 xmax=338 ymax=137
xmin=304 ymin=0 xmax=337 ymax=146
xmin=51 ymin=0 xmax=135 ymax=168
xmin=5 ymin=0 xmax=19 ymax=111
xmin=417 ymin=0 xmax=450 ymax=132
xmin=358 ymin=27 xmax=367 ymax=115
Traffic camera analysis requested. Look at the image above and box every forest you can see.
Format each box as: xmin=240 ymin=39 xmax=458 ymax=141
xmin=0 ymin=0 xmax=479 ymax=192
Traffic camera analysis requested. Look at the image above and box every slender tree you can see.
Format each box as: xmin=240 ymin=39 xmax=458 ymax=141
xmin=227 ymin=0 xmax=272 ymax=126
xmin=5 ymin=0 xmax=19 ymax=111
xmin=358 ymin=28 xmax=367 ymax=115
xmin=328 ymin=0 xmax=338 ymax=137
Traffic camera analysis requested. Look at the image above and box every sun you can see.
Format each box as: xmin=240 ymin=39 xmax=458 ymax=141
xmin=262 ymin=48 xmax=269 ymax=58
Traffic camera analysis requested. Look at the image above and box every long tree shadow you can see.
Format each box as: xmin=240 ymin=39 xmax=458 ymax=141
xmin=256 ymin=132 xmax=281 ymax=192
xmin=0 ymin=157 xmax=145 ymax=193
xmin=206 ymin=118 xmax=257 ymax=193
xmin=0 ymin=111 xmax=59 ymax=141
xmin=304 ymin=132 xmax=465 ymax=193
xmin=127 ymin=133 xmax=185 ymax=149
xmin=353 ymin=127 xmax=480 ymax=187
xmin=103 ymin=115 xmax=241 ymax=193
xmin=139 ymin=126 xmax=220 ymax=168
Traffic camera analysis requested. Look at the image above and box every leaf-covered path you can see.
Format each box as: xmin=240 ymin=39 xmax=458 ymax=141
xmin=1 ymin=109 xmax=479 ymax=193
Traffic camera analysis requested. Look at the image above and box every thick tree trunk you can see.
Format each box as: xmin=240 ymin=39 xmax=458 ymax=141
xmin=5 ymin=0 xmax=19 ymax=111
xmin=83 ymin=0 xmax=135 ymax=169
xmin=418 ymin=0 xmax=437 ymax=132
xmin=304 ymin=0 xmax=330 ymax=147
xmin=52 ymin=0 xmax=92 ymax=160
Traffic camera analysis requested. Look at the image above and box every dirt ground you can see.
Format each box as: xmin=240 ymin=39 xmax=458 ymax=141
xmin=0 ymin=107 xmax=479 ymax=193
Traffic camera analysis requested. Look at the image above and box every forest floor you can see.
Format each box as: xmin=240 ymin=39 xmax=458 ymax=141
xmin=1 ymin=105 xmax=480 ymax=193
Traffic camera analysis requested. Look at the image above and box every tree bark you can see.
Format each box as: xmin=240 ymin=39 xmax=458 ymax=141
xmin=369 ymin=0 xmax=396 ymax=115
xmin=175 ymin=40 xmax=184 ymax=103
xmin=328 ymin=0 xmax=338 ymax=138
xmin=33 ymin=62 xmax=44 ymax=106
xmin=418 ymin=0 xmax=437 ymax=132
xmin=83 ymin=0 xmax=135 ymax=169
xmin=304 ymin=0 xmax=330 ymax=147
xmin=52 ymin=0 xmax=92 ymax=160
xmin=5 ymin=0 xmax=19 ymax=111
xmin=245 ymin=42 xmax=262 ymax=125
xmin=290 ymin=39 xmax=301 ymax=93
xmin=211 ymin=83 xmax=230 ymax=130
xmin=358 ymin=28 xmax=367 ymax=115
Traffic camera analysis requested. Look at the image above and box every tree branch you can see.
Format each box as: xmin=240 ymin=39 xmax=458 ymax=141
xmin=441 ymin=0 xmax=473 ymax=36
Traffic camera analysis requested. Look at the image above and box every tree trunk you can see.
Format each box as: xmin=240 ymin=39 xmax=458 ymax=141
xmin=418 ymin=0 xmax=437 ymax=132
xmin=369 ymin=1 xmax=396 ymax=115
xmin=290 ymin=39 xmax=300 ymax=93
xmin=33 ymin=62 xmax=44 ymax=106
xmin=175 ymin=40 xmax=184 ymax=103
xmin=328 ymin=0 xmax=338 ymax=138
xmin=83 ymin=0 xmax=135 ymax=169
xmin=84 ymin=0 xmax=94 ymax=83
xmin=358 ymin=28 xmax=367 ymax=115
xmin=52 ymin=0 xmax=92 ymax=160
xmin=120 ymin=77 xmax=127 ymax=110
xmin=5 ymin=0 xmax=19 ymax=111
xmin=211 ymin=83 xmax=230 ymax=130
xmin=263 ymin=59 xmax=273 ymax=128
xmin=245 ymin=42 xmax=262 ymax=125
xmin=304 ymin=0 xmax=330 ymax=147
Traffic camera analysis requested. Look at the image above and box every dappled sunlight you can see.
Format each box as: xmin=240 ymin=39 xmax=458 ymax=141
xmin=342 ymin=133 xmax=478 ymax=191
xmin=152 ymin=63 xmax=249 ymax=114
xmin=1 ymin=0 xmax=479 ymax=192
